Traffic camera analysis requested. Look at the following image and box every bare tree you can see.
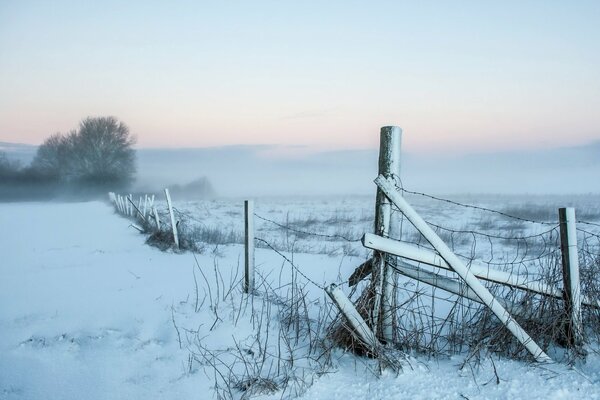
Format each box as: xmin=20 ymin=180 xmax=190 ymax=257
xmin=31 ymin=132 xmax=73 ymax=179
xmin=68 ymin=117 xmax=136 ymax=186
xmin=31 ymin=116 xmax=136 ymax=190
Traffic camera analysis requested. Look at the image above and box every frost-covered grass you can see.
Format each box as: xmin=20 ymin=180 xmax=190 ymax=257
xmin=2 ymin=196 xmax=600 ymax=399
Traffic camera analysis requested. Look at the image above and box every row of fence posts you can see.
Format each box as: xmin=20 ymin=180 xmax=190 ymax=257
xmin=105 ymin=136 xmax=584 ymax=356
xmin=108 ymin=189 xmax=180 ymax=250
xmin=240 ymin=126 xmax=585 ymax=358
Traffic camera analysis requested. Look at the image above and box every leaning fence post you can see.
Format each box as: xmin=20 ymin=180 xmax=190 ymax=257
xmin=244 ymin=200 xmax=255 ymax=293
xmin=559 ymin=207 xmax=583 ymax=347
xmin=326 ymin=284 xmax=378 ymax=354
xmin=373 ymin=125 xmax=402 ymax=342
xmin=153 ymin=206 xmax=161 ymax=230
xmin=164 ymin=188 xmax=180 ymax=249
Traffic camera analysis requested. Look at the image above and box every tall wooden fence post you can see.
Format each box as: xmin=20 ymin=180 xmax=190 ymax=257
xmin=559 ymin=207 xmax=583 ymax=347
xmin=244 ymin=200 xmax=255 ymax=293
xmin=164 ymin=188 xmax=180 ymax=249
xmin=373 ymin=126 xmax=402 ymax=342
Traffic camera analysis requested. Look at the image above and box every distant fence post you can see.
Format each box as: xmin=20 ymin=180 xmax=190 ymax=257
xmin=244 ymin=200 xmax=255 ymax=293
xmin=373 ymin=125 xmax=402 ymax=342
xmin=128 ymin=194 xmax=133 ymax=216
xmin=153 ymin=206 xmax=161 ymax=230
xmin=164 ymin=188 xmax=180 ymax=249
xmin=559 ymin=207 xmax=583 ymax=347
xmin=143 ymin=195 xmax=148 ymax=219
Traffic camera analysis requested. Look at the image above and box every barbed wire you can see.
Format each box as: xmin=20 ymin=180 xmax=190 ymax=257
xmin=399 ymin=188 xmax=558 ymax=226
xmin=418 ymin=218 xmax=561 ymax=241
xmin=255 ymin=237 xmax=350 ymax=290
xmin=254 ymin=213 xmax=362 ymax=242
xmin=579 ymin=220 xmax=600 ymax=228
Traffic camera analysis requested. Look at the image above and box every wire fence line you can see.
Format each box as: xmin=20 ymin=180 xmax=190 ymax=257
xmin=110 ymin=188 xmax=600 ymax=362
xmin=254 ymin=213 xmax=362 ymax=243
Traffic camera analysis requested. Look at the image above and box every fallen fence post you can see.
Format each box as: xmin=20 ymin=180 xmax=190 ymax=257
xmin=164 ymin=188 xmax=180 ymax=249
xmin=244 ymin=200 xmax=255 ymax=293
xmin=559 ymin=207 xmax=583 ymax=347
xmin=393 ymin=260 xmax=526 ymax=317
xmin=325 ymin=284 xmax=379 ymax=354
xmin=374 ymin=175 xmax=552 ymax=363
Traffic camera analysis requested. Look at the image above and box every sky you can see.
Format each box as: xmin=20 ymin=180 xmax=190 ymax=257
xmin=1 ymin=1 xmax=599 ymax=154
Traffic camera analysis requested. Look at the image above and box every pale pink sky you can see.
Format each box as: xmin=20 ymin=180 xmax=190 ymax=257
xmin=1 ymin=1 xmax=599 ymax=154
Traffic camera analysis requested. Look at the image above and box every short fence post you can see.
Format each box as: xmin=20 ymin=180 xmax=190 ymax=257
xmin=153 ymin=206 xmax=161 ymax=230
xmin=143 ymin=195 xmax=148 ymax=219
xmin=373 ymin=125 xmax=402 ymax=342
xmin=165 ymin=188 xmax=180 ymax=249
xmin=559 ymin=207 xmax=583 ymax=347
xmin=244 ymin=200 xmax=255 ymax=294
xmin=137 ymin=196 xmax=143 ymax=219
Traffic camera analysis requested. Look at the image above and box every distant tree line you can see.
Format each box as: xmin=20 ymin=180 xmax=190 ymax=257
xmin=0 ymin=116 xmax=136 ymax=200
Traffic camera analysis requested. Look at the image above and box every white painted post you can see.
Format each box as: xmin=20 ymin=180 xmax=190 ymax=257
xmin=375 ymin=175 xmax=552 ymax=363
xmin=143 ymin=195 xmax=148 ymax=219
xmin=164 ymin=189 xmax=180 ymax=249
xmin=559 ymin=207 xmax=583 ymax=347
xmin=326 ymin=284 xmax=379 ymax=353
xmin=153 ymin=206 xmax=161 ymax=231
xmin=244 ymin=200 xmax=255 ymax=293
xmin=128 ymin=194 xmax=133 ymax=216
xmin=373 ymin=126 xmax=402 ymax=342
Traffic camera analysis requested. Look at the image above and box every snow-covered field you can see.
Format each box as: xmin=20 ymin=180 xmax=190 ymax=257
xmin=2 ymin=198 xmax=600 ymax=399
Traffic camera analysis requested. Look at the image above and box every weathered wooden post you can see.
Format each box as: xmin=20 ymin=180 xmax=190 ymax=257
xmin=244 ymin=200 xmax=255 ymax=293
xmin=559 ymin=207 xmax=583 ymax=347
xmin=164 ymin=188 xmax=180 ymax=249
xmin=372 ymin=126 xmax=402 ymax=342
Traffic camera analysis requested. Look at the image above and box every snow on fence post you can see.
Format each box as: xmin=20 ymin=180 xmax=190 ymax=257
xmin=559 ymin=207 xmax=583 ymax=347
xmin=244 ymin=200 xmax=255 ymax=294
xmin=153 ymin=206 xmax=161 ymax=230
xmin=375 ymin=175 xmax=552 ymax=363
xmin=326 ymin=284 xmax=378 ymax=354
xmin=373 ymin=126 xmax=402 ymax=342
xmin=164 ymin=189 xmax=180 ymax=249
xmin=361 ymin=233 xmax=600 ymax=304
